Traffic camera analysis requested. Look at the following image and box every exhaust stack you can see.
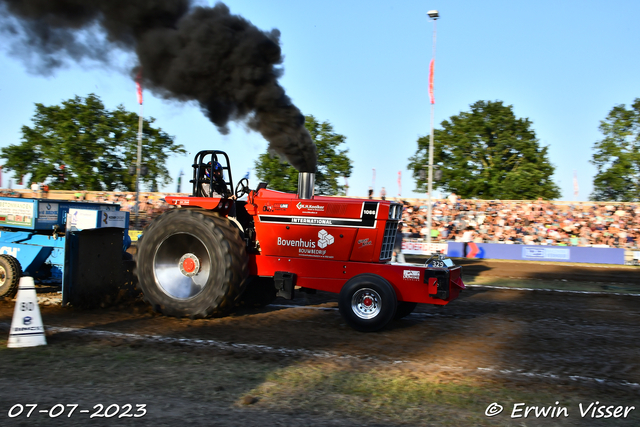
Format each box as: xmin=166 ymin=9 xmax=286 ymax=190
xmin=298 ymin=172 xmax=315 ymax=199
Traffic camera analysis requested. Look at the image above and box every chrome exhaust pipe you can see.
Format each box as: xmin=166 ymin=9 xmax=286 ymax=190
xmin=298 ymin=172 xmax=315 ymax=199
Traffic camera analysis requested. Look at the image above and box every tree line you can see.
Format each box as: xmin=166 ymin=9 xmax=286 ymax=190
xmin=1 ymin=94 xmax=637 ymax=201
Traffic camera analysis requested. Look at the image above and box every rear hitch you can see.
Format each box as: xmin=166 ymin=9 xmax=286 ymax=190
xmin=424 ymin=268 xmax=450 ymax=300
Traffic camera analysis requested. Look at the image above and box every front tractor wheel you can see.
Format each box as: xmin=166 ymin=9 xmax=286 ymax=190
xmin=137 ymin=209 xmax=248 ymax=318
xmin=338 ymin=274 xmax=397 ymax=332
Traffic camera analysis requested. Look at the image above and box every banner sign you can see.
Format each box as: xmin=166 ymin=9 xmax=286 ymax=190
xmin=402 ymin=239 xmax=448 ymax=255
xmin=522 ymin=246 xmax=570 ymax=260
xmin=446 ymin=242 xmax=624 ymax=265
xmin=37 ymin=202 xmax=59 ymax=224
xmin=68 ymin=209 xmax=129 ymax=230
xmin=0 ymin=200 xmax=34 ymax=227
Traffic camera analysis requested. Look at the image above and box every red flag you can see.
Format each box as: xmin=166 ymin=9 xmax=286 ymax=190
xmin=573 ymin=170 xmax=579 ymax=198
xmin=372 ymin=168 xmax=376 ymax=191
xmin=428 ymin=59 xmax=435 ymax=104
xmin=397 ymin=171 xmax=401 ymax=196
xmin=136 ymin=72 xmax=143 ymax=105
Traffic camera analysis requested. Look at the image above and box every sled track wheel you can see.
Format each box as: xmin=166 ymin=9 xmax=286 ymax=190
xmin=0 ymin=254 xmax=22 ymax=299
xmin=136 ymin=208 xmax=248 ymax=318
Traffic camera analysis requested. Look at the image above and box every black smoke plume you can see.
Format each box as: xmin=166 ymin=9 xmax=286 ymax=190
xmin=0 ymin=0 xmax=316 ymax=172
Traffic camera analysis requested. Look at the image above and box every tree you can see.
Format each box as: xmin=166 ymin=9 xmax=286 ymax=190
xmin=590 ymin=99 xmax=640 ymax=201
xmin=0 ymin=94 xmax=186 ymax=191
xmin=408 ymin=100 xmax=560 ymax=200
xmin=254 ymin=115 xmax=352 ymax=195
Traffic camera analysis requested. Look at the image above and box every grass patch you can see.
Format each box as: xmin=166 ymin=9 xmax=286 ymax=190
xmin=241 ymin=360 xmax=584 ymax=426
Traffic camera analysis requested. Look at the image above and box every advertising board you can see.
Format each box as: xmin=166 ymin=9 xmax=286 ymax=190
xmin=401 ymin=239 xmax=448 ymax=255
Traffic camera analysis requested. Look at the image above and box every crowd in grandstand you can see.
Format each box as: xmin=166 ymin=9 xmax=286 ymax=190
xmin=124 ymin=192 xmax=640 ymax=249
xmin=112 ymin=194 xmax=174 ymax=228
xmin=2 ymin=187 xmax=638 ymax=248
xmin=400 ymin=196 xmax=640 ymax=248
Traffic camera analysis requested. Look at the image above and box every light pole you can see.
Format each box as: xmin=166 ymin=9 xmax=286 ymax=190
xmin=135 ymin=102 xmax=143 ymax=225
xmin=426 ymin=10 xmax=439 ymax=245
xmin=135 ymin=73 xmax=144 ymax=228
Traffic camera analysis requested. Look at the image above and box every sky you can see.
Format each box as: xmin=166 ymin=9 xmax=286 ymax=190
xmin=0 ymin=0 xmax=639 ymax=201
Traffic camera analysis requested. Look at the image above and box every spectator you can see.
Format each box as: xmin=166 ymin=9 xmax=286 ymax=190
xmin=447 ymin=192 xmax=458 ymax=208
xmin=41 ymin=183 xmax=49 ymax=199
xmin=368 ymin=187 xmax=373 ymax=199
xmin=139 ymin=195 xmax=150 ymax=213
xmin=419 ymin=223 xmax=430 ymax=239
xmin=380 ymin=187 xmax=386 ymax=200
xmin=30 ymin=181 xmax=40 ymax=198
xmin=430 ymin=224 xmax=439 ymax=241
xmin=461 ymin=226 xmax=475 ymax=256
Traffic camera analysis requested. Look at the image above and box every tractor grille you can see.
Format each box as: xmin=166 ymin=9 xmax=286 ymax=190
xmin=379 ymin=203 xmax=403 ymax=261
xmin=380 ymin=219 xmax=399 ymax=260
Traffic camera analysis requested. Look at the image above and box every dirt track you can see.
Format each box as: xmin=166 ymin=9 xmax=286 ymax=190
xmin=4 ymin=281 xmax=638 ymax=387
xmin=417 ymin=257 xmax=640 ymax=284
xmin=1 ymin=261 xmax=639 ymax=426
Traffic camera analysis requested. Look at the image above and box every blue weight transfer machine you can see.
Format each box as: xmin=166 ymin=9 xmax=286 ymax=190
xmin=0 ymin=197 xmax=131 ymax=306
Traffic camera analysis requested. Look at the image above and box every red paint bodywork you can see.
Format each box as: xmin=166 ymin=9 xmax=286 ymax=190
xmin=164 ymin=188 xmax=464 ymax=305
xmin=248 ymin=256 xmax=463 ymax=305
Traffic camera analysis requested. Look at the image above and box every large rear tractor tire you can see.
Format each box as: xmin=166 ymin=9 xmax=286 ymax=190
xmin=136 ymin=208 xmax=248 ymax=318
xmin=338 ymin=274 xmax=397 ymax=332
xmin=0 ymin=254 xmax=22 ymax=299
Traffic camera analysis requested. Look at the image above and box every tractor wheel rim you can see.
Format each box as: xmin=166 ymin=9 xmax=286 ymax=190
xmin=351 ymin=288 xmax=382 ymax=319
xmin=179 ymin=253 xmax=200 ymax=277
xmin=153 ymin=233 xmax=211 ymax=300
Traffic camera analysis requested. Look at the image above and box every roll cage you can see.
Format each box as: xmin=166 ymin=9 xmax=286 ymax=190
xmin=190 ymin=150 xmax=234 ymax=198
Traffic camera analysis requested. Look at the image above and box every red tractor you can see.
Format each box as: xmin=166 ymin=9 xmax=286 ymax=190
xmin=137 ymin=150 xmax=464 ymax=331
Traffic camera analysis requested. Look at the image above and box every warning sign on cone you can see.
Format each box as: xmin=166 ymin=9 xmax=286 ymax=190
xmin=7 ymin=277 xmax=46 ymax=348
